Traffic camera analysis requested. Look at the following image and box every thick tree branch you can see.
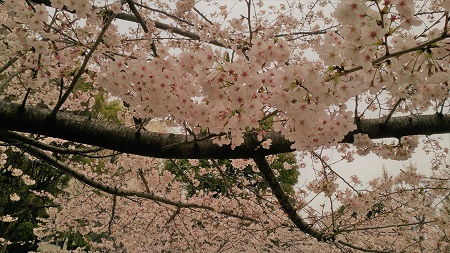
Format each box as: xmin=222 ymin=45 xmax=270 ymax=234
xmin=252 ymin=156 xmax=326 ymax=240
xmin=1 ymin=101 xmax=449 ymax=159
xmin=253 ymin=156 xmax=399 ymax=253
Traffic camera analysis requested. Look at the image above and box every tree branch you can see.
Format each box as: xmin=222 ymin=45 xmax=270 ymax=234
xmin=1 ymin=101 xmax=449 ymax=159
xmin=49 ymin=12 xmax=117 ymax=118
xmin=125 ymin=0 xmax=149 ymax=33
xmin=336 ymin=240 xmax=398 ymax=253
xmin=28 ymin=0 xmax=226 ymax=48
xmin=252 ymin=156 xmax=327 ymax=241
xmin=325 ymin=33 xmax=449 ymax=82
xmin=138 ymin=168 xmax=151 ymax=193
xmin=0 ymin=131 xmax=102 ymax=154
xmin=0 ymin=67 xmax=26 ymax=92
xmin=0 ymin=133 xmax=258 ymax=223
xmin=252 ymin=155 xmax=401 ymax=252
xmin=336 ymin=220 xmax=434 ymax=233
xmin=0 ymin=57 xmax=18 ymax=75
xmin=108 ymin=195 xmax=117 ymax=235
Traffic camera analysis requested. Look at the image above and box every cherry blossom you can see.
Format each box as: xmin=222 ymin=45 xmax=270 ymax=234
xmin=0 ymin=0 xmax=450 ymax=252
xmin=9 ymin=193 xmax=20 ymax=201
xmin=1 ymin=215 xmax=17 ymax=223
xmin=21 ymin=174 xmax=36 ymax=186
xmin=261 ymin=139 xmax=272 ymax=149
xmin=10 ymin=167 xmax=23 ymax=177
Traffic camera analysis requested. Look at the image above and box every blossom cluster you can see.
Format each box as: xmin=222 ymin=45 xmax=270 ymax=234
xmin=354 ymin=133 xmax=419 ymax=160
xmin=1 ymin=0 xmax=450 ymax=252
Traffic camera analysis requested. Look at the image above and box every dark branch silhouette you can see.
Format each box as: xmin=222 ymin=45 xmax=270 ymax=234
xmin=1 ymin=101 xmax=449 ymax=159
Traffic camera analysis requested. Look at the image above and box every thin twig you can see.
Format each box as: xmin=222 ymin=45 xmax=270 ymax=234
xmin=108 ymin=195 xmax=117 ymax=235
xmin=49 ymin=12 xmax=118 ymax=118
xmin=0 ymin=57 xmax=18 ymax=75
xmin=1 ymin=134 xmax=259 ymax=222
xmin=246 ymin=0 xmax=252 ymax=43
xmin=336 ymin=220 xmax=435 ymax=233
xmin=0 ymin=67 xmax=26 ymax=92
xmin=138 ymin=168 xmax=151 ymax=193
xmin=311 ymin=151 xmax=360 ymax=195
xmin=193 ymin=7 xmax=213 ymax=25
xmin=325 ymin=34 xmax=450 ymax=82
xmin=132 ymin=1 xmax=194 ymax=26
xmin=275 ymin=27 xmax=332 ymax=37
xmin=0 ymin=130 xmax=102 ymax=154
xmin=337 ymin=240 xmax=399 ymax=253
xmin=384 ymin=98 xmax=405 ymax=125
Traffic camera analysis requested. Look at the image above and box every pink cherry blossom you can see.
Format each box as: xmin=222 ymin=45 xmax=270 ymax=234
xmin=261 ymin=139 xmax=272 ymax=149
xmin=9 ymin=193 xmax=20 ymax=201
xmin=0 ymin=0 xmax=450 ymax=252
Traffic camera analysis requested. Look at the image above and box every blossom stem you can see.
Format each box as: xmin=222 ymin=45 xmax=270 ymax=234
xmin=325 ymin=34 xmax=450 ymax=82
xmin=49 ymin=12 xmax=118 ymax=118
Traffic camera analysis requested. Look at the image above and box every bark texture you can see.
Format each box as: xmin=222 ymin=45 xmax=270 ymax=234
xmin=1 ymin=101 xmax=449 ymax=159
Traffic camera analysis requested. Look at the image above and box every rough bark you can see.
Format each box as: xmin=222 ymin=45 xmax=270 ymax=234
xmin=1 ymin=101 xmax=449 ymax=159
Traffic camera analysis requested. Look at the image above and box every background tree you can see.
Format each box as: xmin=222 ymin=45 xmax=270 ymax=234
xmin=0 ymin=149 xmax=70 ymax=253
xmin=166 ymin=153 xmax=299 ymax=197
xmin=0 ymin=0 xmax=450 ymax=252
